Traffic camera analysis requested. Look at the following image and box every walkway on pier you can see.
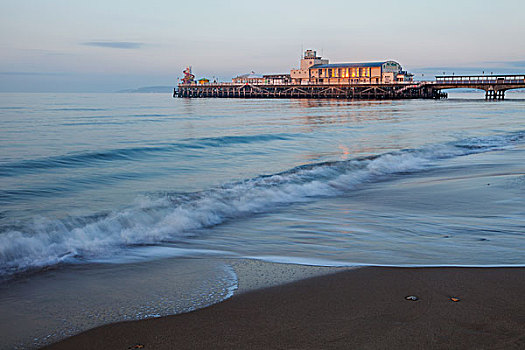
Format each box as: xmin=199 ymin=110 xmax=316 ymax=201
xmin=174 ymin=75 xmax=525 ymax=100
xmin=434 ymin=75 xmax=525 ymax=100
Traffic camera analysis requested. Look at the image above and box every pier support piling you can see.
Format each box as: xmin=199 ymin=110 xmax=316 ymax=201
xmin=485 ymin=89 xmax=505 ymax=100
xmin=174 ymin=84 xmax=449 ymax=100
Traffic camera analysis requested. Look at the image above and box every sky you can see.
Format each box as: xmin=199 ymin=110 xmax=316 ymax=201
xmin=1 ymin=0 xmax=524 ymax=92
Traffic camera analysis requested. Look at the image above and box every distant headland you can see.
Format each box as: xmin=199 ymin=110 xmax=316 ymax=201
xmin=118 ymin=86 xmax=173 ymax=93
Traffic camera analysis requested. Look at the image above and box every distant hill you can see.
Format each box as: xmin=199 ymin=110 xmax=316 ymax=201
xmin=117 ymin=86 xmax=173 ymax=93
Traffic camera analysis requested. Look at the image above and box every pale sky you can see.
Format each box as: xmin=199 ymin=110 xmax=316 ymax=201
xmin=1 ymin=0 xmax=524 ymax=92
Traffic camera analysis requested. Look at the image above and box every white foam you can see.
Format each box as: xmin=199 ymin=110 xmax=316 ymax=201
xmin=91 ymin=246 xmax=236 ymax=264
xmin=246 ymin=255 xmax=359 ymax=267
xmin=246 ymin=256 xmax=525 ymax=268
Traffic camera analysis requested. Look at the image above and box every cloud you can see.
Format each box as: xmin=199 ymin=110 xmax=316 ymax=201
xmin=490 ymin=60 xmax=525 ymax=68
xmin=81 ymin=41 xmax=144 ymax=49
xmin=413 ymin=62 xmax=525 ymax=76
xmin=18 ymin=48 xmax=73 ymax=56
xmin=0 ymin=71 xmax=69 ymax=76
xmin=460 ymin=60 xmax=525 ymax=70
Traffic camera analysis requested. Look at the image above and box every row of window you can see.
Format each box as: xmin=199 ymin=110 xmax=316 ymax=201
xmin=319 ymin=67 xmax=373 ymax=78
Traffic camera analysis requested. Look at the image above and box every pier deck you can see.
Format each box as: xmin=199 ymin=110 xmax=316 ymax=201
xmin=175 ymin=82 xmax=444 ymax=100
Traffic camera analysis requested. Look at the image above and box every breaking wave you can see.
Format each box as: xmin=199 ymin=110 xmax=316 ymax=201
xmin=0 ymin=132 xmax=523 ymax=277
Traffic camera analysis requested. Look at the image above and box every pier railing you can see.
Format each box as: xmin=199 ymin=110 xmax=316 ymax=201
xmin=179 ymin=75 xmax=525 ymax=88
xmin=435 ymin=75 xmax=525 ymax=84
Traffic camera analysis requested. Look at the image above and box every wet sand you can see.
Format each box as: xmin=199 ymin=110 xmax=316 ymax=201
xmin=43 ymin=266 xmax=525 ymax=349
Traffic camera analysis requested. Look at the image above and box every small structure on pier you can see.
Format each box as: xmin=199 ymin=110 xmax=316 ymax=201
xmin=232 ymin=72 xmax=263 ymax=84
xmin=263 ymin=74 xmax=291 ymax=84
xmin=181 ymin=67 xmax=195 ymax=84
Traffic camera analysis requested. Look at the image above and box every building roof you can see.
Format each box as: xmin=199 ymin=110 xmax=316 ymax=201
xmin=311 ymin=62 xmax=390 ymax=69
xmin=263 ymin=74 xmax=290 ymax=78
xmin=234 ymin=72 xmax=263 ymax=79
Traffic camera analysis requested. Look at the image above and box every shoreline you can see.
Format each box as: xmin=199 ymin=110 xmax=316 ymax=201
xmin=43 ymin=266 xmax=525 ymax=349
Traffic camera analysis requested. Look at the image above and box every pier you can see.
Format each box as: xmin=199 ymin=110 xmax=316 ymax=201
xmin=174 ymin=75 xmax=525 ymax=100
xmin=174 ymin=51 xmax=524 ymax=100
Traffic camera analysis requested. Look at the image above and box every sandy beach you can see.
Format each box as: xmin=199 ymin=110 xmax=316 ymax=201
xmin=43 ymin=266 xmax=525 ymax=349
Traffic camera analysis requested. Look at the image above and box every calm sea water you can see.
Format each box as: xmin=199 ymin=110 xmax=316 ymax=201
xmin=1 ymin=91 xmax=524 ymax=347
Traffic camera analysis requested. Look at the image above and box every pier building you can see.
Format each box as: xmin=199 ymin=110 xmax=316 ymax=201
xmin=233 ymin=73 xmax=292 ymax=84
xmin=290 ymin=49 xmax=329 ymax=83
xmin=232 ymin=72 xmax=264 ymax=84
xmin=290 ymin=50 xmax=413 ymax=85
xmin=263 ymin=74 xmax=291 ymax=84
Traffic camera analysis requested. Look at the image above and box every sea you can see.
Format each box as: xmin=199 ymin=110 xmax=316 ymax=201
xmin=1 ymin=91 xmax=524 ymax=348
